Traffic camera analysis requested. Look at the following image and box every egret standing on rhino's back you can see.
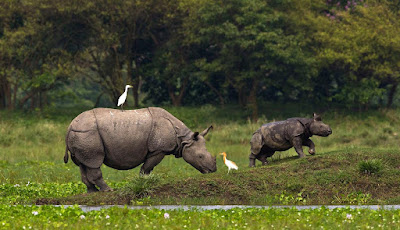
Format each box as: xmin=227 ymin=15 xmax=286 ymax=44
xmin=117 ymin=85 xmax=133 ymax=110
xmin=64 ymin=107 xmax=217 ymax=193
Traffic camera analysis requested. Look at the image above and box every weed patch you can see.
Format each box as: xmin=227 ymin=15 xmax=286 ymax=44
xmin=358 ymin=159 xmax=384 ymax=175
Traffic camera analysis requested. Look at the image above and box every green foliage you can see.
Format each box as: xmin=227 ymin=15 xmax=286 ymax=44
xmin=358 ymin=159 xmax=384 ymax=175
xmin=1 ymin=205 xmax=400 ymax=229
xmin=332 ymin=192 xmax=372 ymax=205
xmin=1 ymin=0 xmax=400 ymax=110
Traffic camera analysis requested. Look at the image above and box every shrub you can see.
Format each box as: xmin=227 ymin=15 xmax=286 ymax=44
xmin=358 ymin=159 xmax=383 ymax=175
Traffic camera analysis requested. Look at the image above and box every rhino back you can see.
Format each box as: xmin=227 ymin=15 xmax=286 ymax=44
xmin=260 ymin=121 xmax=292 ymax=150
xmin=94 ymin=108 xmax=152 ymax=169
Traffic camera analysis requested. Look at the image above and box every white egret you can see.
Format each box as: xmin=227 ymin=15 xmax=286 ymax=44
xmin=219 ymin=152 xmax=238 ymax=174
xmin=117 ymin=85 xmax=133 ymax=110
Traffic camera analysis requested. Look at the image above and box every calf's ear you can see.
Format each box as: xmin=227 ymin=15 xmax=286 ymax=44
xmin=313 ymin=113 xmax=322 ymax=121
xmin=200 ymin=125 xmax=213 ymax=137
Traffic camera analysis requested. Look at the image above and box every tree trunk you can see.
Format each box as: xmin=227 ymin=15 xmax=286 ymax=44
xmin=387 ymin=82 xmax=398 ymax=108
xmin=11 ymin=83 xmax=18 ymax=110
xmin=167 ymin=77 xmax=188 ymax=107
xmin=204 ymin=81 xmax=224 ymax=106
xmin=127 ymin=58 xmax=140 ymax=108
xmin=247 ymin=78 xmax=258 ymax=122
xmin=238 ymin=87 xmax=247 ymax=107
xmin=132 ymin=75 xmax=140 ymax=108
xmin=0 ymin=87 xmax=4 ymax=109
xmin=5 ymin=82 xmax=12 ymax=110
xmin=94 ymin=93 xmax=103 ymax=108
xmin=19 ymin=90 xmax=36 ymax=109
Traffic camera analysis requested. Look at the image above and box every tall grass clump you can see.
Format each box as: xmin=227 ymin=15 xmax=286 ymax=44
xmin=118 ymin=174 xmax=160 ymax=199
xmin=358 ymin=159 xmax=384 ymax=175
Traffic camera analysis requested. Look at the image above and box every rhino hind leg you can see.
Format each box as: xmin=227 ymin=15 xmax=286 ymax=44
xmin=79 ymin=165 xmax=99 ymax=193
xmin=85 ymin=167 xmax=112 ymax=192
xmin=80 ymin=164 xmax=112 ymax=192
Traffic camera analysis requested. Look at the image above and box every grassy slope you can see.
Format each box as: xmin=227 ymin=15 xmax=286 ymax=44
xmin=1 ymin=104 xmax=400 ymax=205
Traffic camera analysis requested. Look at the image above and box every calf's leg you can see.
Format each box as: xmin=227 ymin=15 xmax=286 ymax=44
xmin=249 ymin=153 xmax=257 ymax=167
xmin=256 ymin=153 xmax=269 ymax=166
xmin=303 ymin=138 xmax=316 ymax=155
xmin=292 ymin=137 xmax=306 ymax=158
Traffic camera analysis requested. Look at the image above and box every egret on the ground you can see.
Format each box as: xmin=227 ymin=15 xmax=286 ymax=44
xmin=219 ymin=152 xmax=238 ymax=174
xmin=117 ymin=85 xmax=133 ymax=111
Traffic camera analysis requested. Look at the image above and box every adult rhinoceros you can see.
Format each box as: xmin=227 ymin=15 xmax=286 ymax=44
xmin=64 ymin=107 xmax=217 ymax=193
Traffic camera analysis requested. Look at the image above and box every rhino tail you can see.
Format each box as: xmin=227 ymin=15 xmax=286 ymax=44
xmin=64 ymin=146 xmax=69 ymax=163
xmin=64 ymin=124 xmax=72 ymax=163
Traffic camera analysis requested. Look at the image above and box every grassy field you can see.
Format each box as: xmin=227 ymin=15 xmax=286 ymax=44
xmin=1 ymin=205 xmax=400 ymax=229
xmin=1 ymin=104 xmax=400 ymax=228
xmin=1 ymin=104 xmax=400 ymax=203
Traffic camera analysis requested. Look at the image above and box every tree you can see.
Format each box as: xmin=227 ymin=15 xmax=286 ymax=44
xmin=183 ymin=0 xmax=316 ymax=120
xmin=314 ymin=0 xmax=400 ymax=108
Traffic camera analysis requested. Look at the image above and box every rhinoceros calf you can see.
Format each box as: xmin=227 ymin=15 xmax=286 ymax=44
xmin=249 ymin=113 xmax=332 ymax=167
xmin=64 ymin=107 xmax=217 ymax=193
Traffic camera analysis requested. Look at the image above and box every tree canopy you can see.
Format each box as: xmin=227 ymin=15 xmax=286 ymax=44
xmin=0 ymin=0 xmax=399 ymax=116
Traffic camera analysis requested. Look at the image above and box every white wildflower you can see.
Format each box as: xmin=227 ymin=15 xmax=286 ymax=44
xmin=32 ymin=211 xmax=38 ymax=216
xmin=346 ymin=214 xmax=352 ymax=219
xmin=14 ymin=184 xmax=20 ymax=187
xmin=164 ymin=213 xmax=170 ymax=219
xmin=80 ymin=215 xmax=85 ymax=219
xmin=26 ymin=181 xmax=30 ymax=186
xmin=106 ymin=215 xmax=110 ymax=219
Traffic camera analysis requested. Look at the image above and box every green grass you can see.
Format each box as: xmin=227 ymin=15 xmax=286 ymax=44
xmin=1 ymin=104 xmax=400 ymax=206
xmin=1 ymin=205 xmax=400 ymax=229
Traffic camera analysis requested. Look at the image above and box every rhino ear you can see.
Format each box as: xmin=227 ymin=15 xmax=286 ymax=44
xmin=200 ymin=125 xmax=213 ymax=137
xmin=313 ymin=113 xmax=322 ymax=121
xmin=192 ymin=132 xmax=199 ymax=141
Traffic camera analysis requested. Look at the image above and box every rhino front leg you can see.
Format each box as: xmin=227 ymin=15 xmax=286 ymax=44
xmin=292 ymin=137 xmax=306 ymax=158
xmin=303 ymin=138 xmax=316 ymax=155
xmin=249 ymin=153 xmax=257 ymax=167
xmin=256 ymin=153 xmax=269 ymax=166
xmin=85 ymin=166 xmax=113 ymax=192
xmin=140 ymin=153 xmax=165 ymax=175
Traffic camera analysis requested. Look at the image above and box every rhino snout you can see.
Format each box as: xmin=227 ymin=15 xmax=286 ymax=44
xmin=323 ymin=127 xmax=332 ymax=136
xmin=201 ymin=156 xmax=217 ymax=174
